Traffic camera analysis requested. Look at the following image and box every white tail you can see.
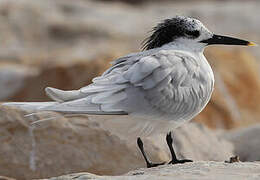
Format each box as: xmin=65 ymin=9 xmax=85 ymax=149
xmin=2 ymin=102 xmax=58 ymax=111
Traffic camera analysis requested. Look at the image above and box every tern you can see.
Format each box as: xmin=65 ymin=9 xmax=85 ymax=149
xmin=3 ymin=16 xmax=256 ymax=167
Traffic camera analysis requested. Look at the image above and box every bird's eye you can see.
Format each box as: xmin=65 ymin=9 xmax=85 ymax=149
xmin=185 ymin=30 xmax=200 ymax=37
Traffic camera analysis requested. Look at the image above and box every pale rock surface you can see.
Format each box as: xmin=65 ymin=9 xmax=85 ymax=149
xmin=0 ymin=106 xmax=234 ymax=179
xmin=169 ymin=123 xmax=234 ymax=161
xmin=42 ymin=162 xmax=260 ymax=180
xmin=0 ymin=176 xmax=16 ymax=180
xmin=222 ymin=125 xmax=260 ymax=162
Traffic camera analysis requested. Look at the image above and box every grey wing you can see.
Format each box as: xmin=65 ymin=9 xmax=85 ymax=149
xmin=39 ymin=51 xmax=164 ymax=114
xmin=38 ymin=52 xmax=140 ymax=113
xmin=75 ymin=52 xmax=162 ymax=114
xmin=40 ymin=50 xmax=212 ymax=119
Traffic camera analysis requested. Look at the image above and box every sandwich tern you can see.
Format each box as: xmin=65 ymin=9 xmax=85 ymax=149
xmin=3 ymin=15 xmax=256 ymax=167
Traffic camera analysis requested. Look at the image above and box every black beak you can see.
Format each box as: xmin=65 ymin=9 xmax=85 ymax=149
xmin=200 ymin=34 xmax=257 ymax=46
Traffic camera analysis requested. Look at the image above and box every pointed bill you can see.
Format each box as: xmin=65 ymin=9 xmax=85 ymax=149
xmin=201 ymin=34 xmax=257 ymax=46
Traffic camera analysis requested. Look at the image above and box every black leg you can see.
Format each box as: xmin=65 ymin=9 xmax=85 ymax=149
xmin=137 ymin=137 xmax=165 ymax=168
xmin=166 ymin=132 xmax=193 ymax=164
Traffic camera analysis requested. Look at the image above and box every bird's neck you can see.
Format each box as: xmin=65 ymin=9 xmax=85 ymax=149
xmin=158 ymin=41 xmax=205 ymax=53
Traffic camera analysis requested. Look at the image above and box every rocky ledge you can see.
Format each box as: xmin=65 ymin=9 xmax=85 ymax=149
xmin=0 ymin=106 xmax=260 ymax=179
xmin=42 ymin=161 xmax=260 ymax=180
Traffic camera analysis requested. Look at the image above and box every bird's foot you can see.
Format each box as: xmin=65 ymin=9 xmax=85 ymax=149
xmin=168 ymin=159 xmax=193 ymax=164
xmin=166 ymin=132 xmax=193 ymax=165
xmin=147 ymin=162 xmax=166 ymax=168
xmin=137 ymin=137 xmax=166 ymax=168
xmin=137 ymin=132 xmax=193 ymax=168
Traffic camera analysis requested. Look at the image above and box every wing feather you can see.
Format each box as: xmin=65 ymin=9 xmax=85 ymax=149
xmin=91 ymin=91 xmax=127 ymax=104
xmin=123 ymin=56 xmax=161 ymax=83
xmin=80 ymin=84 xmax=128 ymax=93
xmin=11 ymin=50 xmax=212 ymax=121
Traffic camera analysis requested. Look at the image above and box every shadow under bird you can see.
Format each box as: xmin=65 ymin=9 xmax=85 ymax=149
xmin=3 ymin=16 xmax=256 ymax=167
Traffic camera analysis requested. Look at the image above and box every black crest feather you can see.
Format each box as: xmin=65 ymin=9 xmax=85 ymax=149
xmin=142 ymin=16 xmax=200 ymax=50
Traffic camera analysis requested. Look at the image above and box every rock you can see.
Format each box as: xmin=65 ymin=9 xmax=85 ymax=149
xmin=8 ymin=56 xmax=112 ymax=101
xmin=0 ymin=106 xmax=234 ymax=179
xmin=0 ymin=0 xmax=260 ymax=59
xmin=0 ymin=176 xmax=16 ymax=180
xmin=98 ymin=0 xmax=214 ymax=5
xmin=126 ymin=162 xmax=260 ymax=180
xmin=0 ymin=0 xmax=259 ymax=63
xmin=170 ymin=123 xmax=234 ymax=161
xmin=132 ymin=122 xmax=234 ymax=163
xmin=41 ymin=162 xmax=260 ymax=180
xmin=221 ymin=125 xmax=260 ymax=162
xmin=0 ymin=106 xmax=143 ymax=179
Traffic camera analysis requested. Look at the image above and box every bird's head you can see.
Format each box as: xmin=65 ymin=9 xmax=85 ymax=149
xmin=142 ymin=16 xmax=256 ymax=52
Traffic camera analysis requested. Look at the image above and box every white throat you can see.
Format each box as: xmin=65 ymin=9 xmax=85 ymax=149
xmin=161 ymin=39 xmax=206 ymax=53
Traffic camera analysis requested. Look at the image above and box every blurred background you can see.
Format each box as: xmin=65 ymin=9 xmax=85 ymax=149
xmin=1 ymin=0 xmax=260 ymax=129
xmin=0 ymin=0 xmax=260 ymax=179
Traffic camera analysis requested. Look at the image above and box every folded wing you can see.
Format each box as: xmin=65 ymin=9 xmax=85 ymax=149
xmin=3 ymin=50 xmax=211 ymax=122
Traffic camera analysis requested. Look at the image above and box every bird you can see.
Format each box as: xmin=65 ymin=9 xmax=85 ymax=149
xmin=3 ymin=15 xmax=256 ymax=168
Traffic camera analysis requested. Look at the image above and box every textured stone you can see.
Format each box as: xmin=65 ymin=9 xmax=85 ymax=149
xmin=0 ymin=176 xmax=16 ymax=180
xmin=0 ymin=106 xmax=142 ymax=179
xmin=0 ymin=106 xmax=234 ymax=179
xmin=222 ymin=125 xmax=260 ymax=162
xmin=41 ymin=162 xmax=260 ymax=180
